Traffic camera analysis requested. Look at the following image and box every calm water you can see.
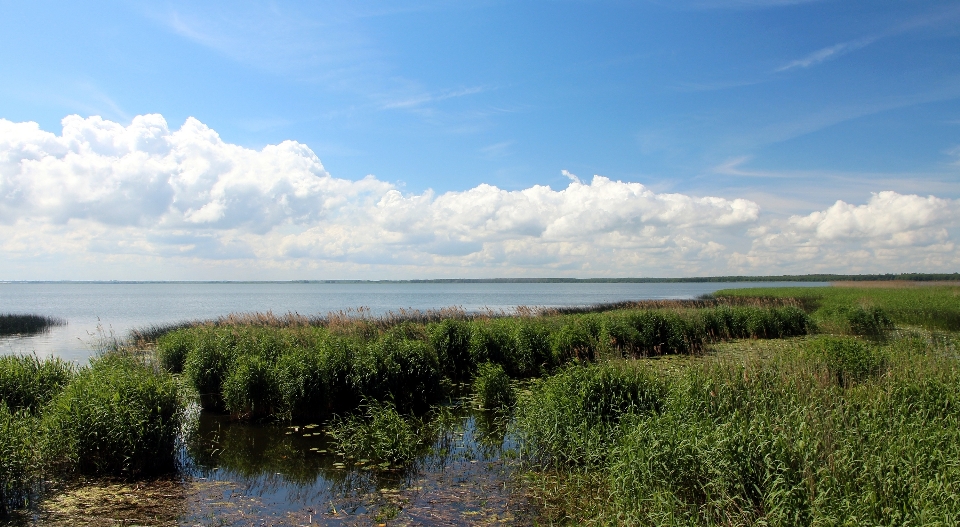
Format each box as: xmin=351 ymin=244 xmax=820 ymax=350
xmin=0 ymin=281 xmax=827 ymax=362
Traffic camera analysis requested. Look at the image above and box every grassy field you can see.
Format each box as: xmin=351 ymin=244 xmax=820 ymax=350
xmin=715 ymin=284 xmax=960 ymax=332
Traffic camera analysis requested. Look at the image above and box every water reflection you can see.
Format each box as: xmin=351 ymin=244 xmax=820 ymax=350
xmin=180 ymin=399 xmax=528 ymax=525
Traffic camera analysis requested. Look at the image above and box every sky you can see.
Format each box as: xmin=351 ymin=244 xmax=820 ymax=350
xmin=0 ymin=0 xmax=958 ymax=280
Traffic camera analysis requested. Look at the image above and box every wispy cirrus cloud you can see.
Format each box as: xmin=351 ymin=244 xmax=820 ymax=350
xmin=776 ymin=37 xmax=877 ymax=72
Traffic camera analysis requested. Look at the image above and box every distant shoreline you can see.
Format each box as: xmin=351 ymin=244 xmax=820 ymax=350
xmin=1 ymin=273 xmax=957 ymax=285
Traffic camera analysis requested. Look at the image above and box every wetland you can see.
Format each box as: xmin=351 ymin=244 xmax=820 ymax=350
xmin=2 ymin=281 xmax=959 ymax=525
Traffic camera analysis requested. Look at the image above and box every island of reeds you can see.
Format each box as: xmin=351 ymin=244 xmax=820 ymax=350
xmin=0 ymin=314 xmax=65 ymax=337
xmin=2 ymin=283 xmax=960 ymax=524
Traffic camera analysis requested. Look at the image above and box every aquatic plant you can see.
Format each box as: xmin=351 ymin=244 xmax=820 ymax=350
xmin=0 ymin=314 xmax=65 ymax=337
xmin=514 ymin=362 xmax=666 ymax=468
xmin=45 ymin=355 xmax=183 ymax=477
xmin=517 ymin=331 xmax=960 ymax=525
xmin=326 ymin=400 xmax=422 ymax=465
xmin=0 ymin=404 xmax=39 ymax=513
xmin=0 ymin=355 xmax=74 ymax=414
xmin=163 ymin=304 xmax=811 ymax=420
xmin=472 ymin=362 xmax=514 ymax=410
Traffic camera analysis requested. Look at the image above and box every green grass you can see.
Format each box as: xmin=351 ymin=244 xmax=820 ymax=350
xmin=513 ymin=329 xmax=960 ymax=525
xmin=0 ymin=404 xmax=40 ymax=513
xmin=158 ymin=304 xmax=811 ymax=422
xmin=472 ymin=362 xmax=515 ymax=410
xmin=44 ymin=354 xmax=184 ymax=477
xmin=715 ymin=285 xmax=960 ymax=332
xmin=0 ymin=355 xmax=75 ymax=414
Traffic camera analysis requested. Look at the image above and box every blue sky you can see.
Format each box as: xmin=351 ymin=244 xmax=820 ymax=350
xmin=0 ymin=0 xmax=958 ymax=279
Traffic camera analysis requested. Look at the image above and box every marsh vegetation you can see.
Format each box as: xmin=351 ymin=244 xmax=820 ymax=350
xmin=0 ymin=314 xmax=65 ymax=337
xmin=2 ymin=284 xmax=959 ymax=525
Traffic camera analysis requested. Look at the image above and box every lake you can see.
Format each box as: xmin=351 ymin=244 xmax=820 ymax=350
xmin=0 ymin=281 xmax=827 ymax=362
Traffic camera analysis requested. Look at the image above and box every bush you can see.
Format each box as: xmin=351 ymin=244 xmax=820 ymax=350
xmin=45 ymin=355 xmax=183 ymax=477
xmin=0 ymin=355 xmax=74 ymax=413
xmin=472 ymin=362 xmax=514 ymax=410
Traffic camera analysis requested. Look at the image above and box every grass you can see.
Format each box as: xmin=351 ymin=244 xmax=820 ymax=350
xmin=0 ymin=352 xmax=185 ymax=514
xmin=157 ymin=304 xmax=811 ymax=422
xmin=510 ymin=285 xmax=960 ymax=525
xmin=0 ymin=355 xmax=75 ymax=414
xmin=0 ymin=314 xmax=65 ymax=337
xmin=715 ymin=284 xmax=960 ymax=332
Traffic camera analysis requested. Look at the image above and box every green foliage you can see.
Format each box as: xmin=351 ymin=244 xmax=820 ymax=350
xmin=429 ymin=319 xmax=474 ymax=379
xmin=45 ymin=355 xmax=183 ymax=477
xmin=806 ymin=336 xmax=887 ymax=386
xmin=472 ymin=362 xmax=514 ymax=410
xmin=326 ymin=400 xmax=421 ymax=464
xmin=166 ymin=304 xmax=812 ymax=421
xmin=716 ymin=285 xmax=960 ymax=331
xmin=514 ymin=362 xmax=665 ymax=467
xmin=519 ymin=332 xmax=960 ymax=525
xmin=0 ymin=404 xmax=39 ymax=513
xmin=845 ymin=305 xmax=894 ymax=336
xmin=155 ymin=330 xmax=195 ymax=373
xmin=0 ymin=355 xmax=74 ymax=414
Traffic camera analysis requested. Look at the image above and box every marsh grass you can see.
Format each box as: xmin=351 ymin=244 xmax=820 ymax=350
xmin=0 ymin=355 xmax=75 ymax=414
xmin=326 ymin=400 xmax=423 ymax=465
xmin=159 ymin=305 xmax=810 ymax=422
xmin=513 ymin=331 xmax=960 ymax=525
xmin=0 ymin=314 xmax=65 ymax=337
xmin=715 ymin=285 xmax=960 ymax=332
xmin=0 ymin=404 xmax=40 ymax=513
xmin=44 ymin=354 xmax=184 ymax=477
xmin=472 ymin=362 xmax=515 ymax=410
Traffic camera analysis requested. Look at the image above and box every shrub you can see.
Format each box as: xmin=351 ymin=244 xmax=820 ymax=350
xmin=472 ymin=362 xmax=514 ymax=410
xmin=45 ymin=355 xmax=183 ymax=477
xmin=0 ymin=355 xmax=74 ymax=413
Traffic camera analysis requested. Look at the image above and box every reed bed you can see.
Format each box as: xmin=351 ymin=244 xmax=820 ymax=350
xmin=0 ymin=353 xmax=184 ymax=513
xmin=0 ymin=314 xmax=65 ymax=337
xmin=157 ymin=305 xmax=811 ymax=421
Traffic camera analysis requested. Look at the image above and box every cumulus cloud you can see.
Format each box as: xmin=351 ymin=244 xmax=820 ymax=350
xmin=0 ymin=114 xmax=956 ymax=279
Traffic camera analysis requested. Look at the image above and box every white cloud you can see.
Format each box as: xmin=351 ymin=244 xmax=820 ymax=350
xmin=0 ymin=114 xmax=957 ymax=279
